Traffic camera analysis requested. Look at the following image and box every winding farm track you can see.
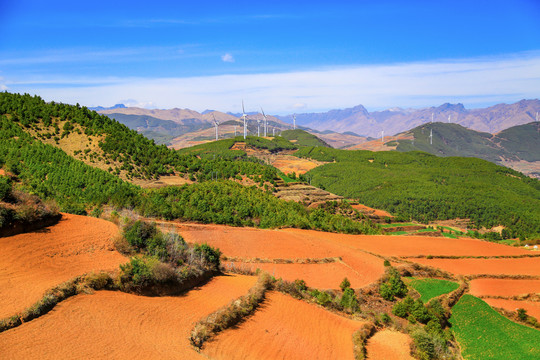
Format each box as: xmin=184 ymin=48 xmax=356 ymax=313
xmin=0 ymin=274 xmax=256 ymax=359
xmin=0 ymin=213 xmax=126 ymax=318
xmin=203 ymin=291 xmax=363 ymax=360
xmin=366 ymin=330 xmax=414 ymax=360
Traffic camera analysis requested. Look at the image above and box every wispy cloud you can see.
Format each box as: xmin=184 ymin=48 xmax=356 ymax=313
xmin=4 ymin=52 xmax=540 ymax=114
xmin=221 ymin=53 xmax=235 ymax=63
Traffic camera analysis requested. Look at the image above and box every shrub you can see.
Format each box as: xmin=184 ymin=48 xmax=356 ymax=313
xmin=340 ymin=287 xmax=359 ymax=312
xmin=340 ymin=277 xmax=351 ymax=291
xmin=193 ymin=243 xmax=222 ymax=269
xmin=379 ymin=267 xmax=408 ymax=301
xmin=123 ymin=220 xmax=159 ymax=250
xmin=0 ymin=176 xmax=12 ymax=201
xmin=294 ymin=279 xmax=307 ymax=292
xmin=383 ymin=259 xmax=391 ymax=267
xmin=517 ymin=308 xmax=528 ymax=321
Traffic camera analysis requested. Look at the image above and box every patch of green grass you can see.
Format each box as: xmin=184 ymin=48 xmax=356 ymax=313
xmin=389 ymin=231 xmax=407 ymax=235
xmin=380 ymin=222 xmax=418 ymax=228
xmin=416 ymin=228 xmax=437 ymax=233
xmin=442 ymin=232 xmax=458 ymax=239
xmin=408 ymin=278 xmax=459 ymax=302
xmin=450 ymin=295 xmax=540 ymax=360
xmin=499 ymin=239 xmax=517 ymax=246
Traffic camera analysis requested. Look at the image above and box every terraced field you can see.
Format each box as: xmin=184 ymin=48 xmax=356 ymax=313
xmin=0 ymin=214 xmax=126 ymax=318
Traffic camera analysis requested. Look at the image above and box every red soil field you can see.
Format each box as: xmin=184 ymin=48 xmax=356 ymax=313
xmin=0 ymin=274 xmax=256 ymax=360
xmin=352 ymin=204 xmax=393 ymax=218
xmin=283 ymin=229 xmax=530 ymax=258
xmin=0 ymin=213 xmax=126 ymax=319
xmin=412 ymin=257 xmax=540 ymax=276
xmin=269 ymin=155 xmax=322 ymax=175
xmin=469 ymin=279 xmax=540 ymax=297
xmin=224 ymin=261 xmax=374 ymax=289
xmin=179 ymin=223 xmax=386 ymax=289
xmin=484 ymin=298 xmax=540 ymax=321
xmin=366 ymin=330 xmax=414 ymax=360
xmin=203 ymin=291 xmax=364 ymax=360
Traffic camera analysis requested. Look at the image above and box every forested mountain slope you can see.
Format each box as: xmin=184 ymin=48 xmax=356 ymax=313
xmin=295 ymin=147 xmax=540 ymax=239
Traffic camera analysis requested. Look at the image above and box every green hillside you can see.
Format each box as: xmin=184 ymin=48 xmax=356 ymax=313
xmin=395 ymin=122 xmax=540 ymax=163
xmin=0 ymin=92 xmax=378 ymax=234
xmin=280 ymin=129 xmax=331 ymax=148
xmin=295 ymin=146 xmax=540 ymax=239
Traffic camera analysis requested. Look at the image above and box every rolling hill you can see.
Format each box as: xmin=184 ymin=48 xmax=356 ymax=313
xmin=349 ymin=122 xmax=540 ymax=178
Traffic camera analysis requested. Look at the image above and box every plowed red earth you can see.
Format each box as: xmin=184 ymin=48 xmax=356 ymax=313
xmin=225 ymin=261 xmax=371 ymax=289
xmin=270 ymin=156 xmax=322 ymax=175
xmin=0 ymin=213 xmax=126 ymax=318
xmin=0 ymin=274 xmax=256 ymax=359
xmin=483 ymin=298 xmax=540 ymax=320
xmin=411 ymin=257 xmax=540 ymax=276
xmin=203 ymin=291 xmax=363 ymax=360
xmin=366 ymin=330 xmax=414 ymax=360
xmin=281 ymin=228 xmax=529 ymax=257
xmin=469 ymin=279 xmax=540 ymax=297
xmin=352 ymin=204 xmax=393 ymax=218
xmin=179 ymin=224 xmax=385 ymax=289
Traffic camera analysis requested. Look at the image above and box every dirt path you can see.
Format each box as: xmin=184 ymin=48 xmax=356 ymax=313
xmin=366 ymin=330 xmax=414 ymax=360
xmin=0 ymin=274 xmax=256 ymax=359
xmin=203 ymin=291 xmax=364 ymax=360
xmin=0 ymin=213 xmax=126 ymax=318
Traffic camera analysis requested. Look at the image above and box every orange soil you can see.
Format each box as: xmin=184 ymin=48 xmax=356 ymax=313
xmin=366 ymin=330 xmax=414 ymax=360
xmin=0 ymin=213 xmax=126 ymax=319
xmin=484 ymin=298 xmax=540 ymax=321
xmin=203 ymin=291 xmax=363 ymax=360
xmin=179 ymin=223 xmax=386 ymax=289
xmin=352 ymin=204 xmax=393 ymax=218
xmin=412 ymin=257 xmax=540 ymax=276
xmin=225 ymin=261 xmax=373 ymax=289
xmin=469 ymin=278 xmax=540 ymax=297
xmin=270 ymin=156 xmax=322 ymax=175
xmin=0 ymin=274 xmax=256 ymax=360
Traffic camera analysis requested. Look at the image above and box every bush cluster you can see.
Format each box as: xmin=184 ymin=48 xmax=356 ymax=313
xmin=379 ymin=267 xmax=408 ymax=301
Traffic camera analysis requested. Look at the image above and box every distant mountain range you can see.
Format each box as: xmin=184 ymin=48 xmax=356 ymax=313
xmin=278 ymin=99 xmax=540 ymax=138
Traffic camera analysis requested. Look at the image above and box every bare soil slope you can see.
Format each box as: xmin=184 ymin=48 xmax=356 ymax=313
xmin=366 ymin=330 xmax=414 ymax=360
xmin=469 ymin=279 xmax=540 ymax=297
xmin=203 ymin=291 xmax=363 ymax=360
xmin=178 ymin=223 xmax=385 ymax=289
xmin=0 ymin=214 xmax=125 ymax=318
xmin=0 ymin=274 xmax=256 ymax=359
xmin=412 ymin=257 xmax=540 ymax=276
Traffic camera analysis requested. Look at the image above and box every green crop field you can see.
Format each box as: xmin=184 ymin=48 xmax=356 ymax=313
xmin=450 ymin=295 xmax=540 ymax=360
xmin=407 ymin=278 xmax=459 ymax=302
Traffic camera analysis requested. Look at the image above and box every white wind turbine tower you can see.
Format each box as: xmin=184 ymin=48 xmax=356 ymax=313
xmin=256 ymin=114 xmax=261 ymax=137
xmin=212 ymin=114 xmax=219 ymax=141
xmin=242 ymin=100 xmax=247 ymax=139
xmin=429 ymin=128 xmax=433 ymax=145
xmin=293 ymin=114 xmax=296 ymax=129
xmin=448 ymin=115 xmax=451 ymax=123
xmin=381 ymin=130 xmax=384 ymax=143
xmin=272 ymin=127 xmax=275 ymax=137
xmin=261 ymin=107 xmax=268 ymax=137
xmin=431 ymin=112 xmax=434 ymax=123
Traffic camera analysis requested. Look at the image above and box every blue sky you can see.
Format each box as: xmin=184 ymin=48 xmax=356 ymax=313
xmin=1 ymin=0 xmax=539 ymax=114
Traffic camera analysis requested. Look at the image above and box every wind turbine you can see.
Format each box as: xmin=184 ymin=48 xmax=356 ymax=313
xmin=242 ymin=100 xmax=247 ymax=139
xmin=293 ymin=114 xmax=296 ymax=130
xmin=234 ymin=125 xmax=237 ymax=137
xmin=431 ymin=112 xmax=434 ymax=124
xmin=272 ymin=127 xmax=275 ymax=137
xmin=261 ymin=107 xmax=268 ymax=137
xmin=256 ymin=114 xmax=261 ymax=137
xmin=381 ymin=130 xmax=384 ymax=144
xmin=212 ymin=114 xmax=219 ymax=141
xmin=429 ymin=128 xmax=433 ymax=145
xmin=448 ymin=115 xmax=451 ymax=123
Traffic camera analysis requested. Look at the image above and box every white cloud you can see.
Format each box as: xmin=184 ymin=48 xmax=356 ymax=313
xmin=5 ymin=52 xmax=540 ymax=114
xmin=221 ymin=53 xmax=235 ymax=63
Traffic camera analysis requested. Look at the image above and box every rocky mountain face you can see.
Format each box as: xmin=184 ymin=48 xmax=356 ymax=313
xmin=279 ymin=100 xmax=540 ymax=137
